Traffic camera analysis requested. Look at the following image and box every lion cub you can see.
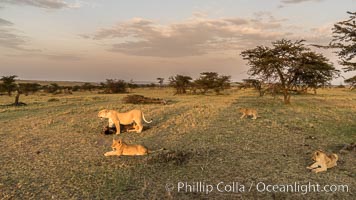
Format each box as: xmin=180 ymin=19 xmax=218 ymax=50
xmin=239 ymin=108 xmax=257 ymax=120
xmin=104 ymin=139 xmax=148 ymax=157
xmin=306 ymin=150 xmax=338 ymax=173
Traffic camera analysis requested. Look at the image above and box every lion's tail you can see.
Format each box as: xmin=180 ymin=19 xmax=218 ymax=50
xmin=148 ymin=148 xmax=165 ymax=154
xmin=142 ymin=112 xmax=153 ymax=123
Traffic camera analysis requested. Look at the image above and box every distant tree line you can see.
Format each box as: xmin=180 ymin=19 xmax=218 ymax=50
xmin=0 ymin=77 xmax=163 ymax=106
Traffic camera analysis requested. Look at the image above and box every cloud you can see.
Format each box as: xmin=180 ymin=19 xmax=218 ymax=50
xmin=281 ymin=0 xmax=324 ymax=4
xmin=278 ymin=0 xmax=325 ymax=8
xmin=5 ymin=52 xmax=83 ymax=61
xmin=0 ymin=18 xmax=13 ymax=26
xmin=0 ymin=18 xmax=39 ymax=51
xmin=45 ymin=54 xmax=82 ymax=61
xmin=88 ymin=15 xmax=290 ymax=57
xmin=0 ymin=17 xmax=79 ymax=59
xmin=0 ymin=0 xmax=79 ymax=9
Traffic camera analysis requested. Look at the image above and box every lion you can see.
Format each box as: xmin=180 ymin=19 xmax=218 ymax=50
xmin=98 ymin=109 xmax=152 ymax=134
xmin=306 ymin=150 xmax=338 ymax=173
xmin=104 ymin=139 xmax=164 ymax=157
xmin=238 ymin=108 xmax=258 ymax=120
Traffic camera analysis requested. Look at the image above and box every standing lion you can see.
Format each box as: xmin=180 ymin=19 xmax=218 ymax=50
xmin=98 ymin=109 xmax=152 ymax=134
xmin=238 ymin=108 xmax=258 ymax=120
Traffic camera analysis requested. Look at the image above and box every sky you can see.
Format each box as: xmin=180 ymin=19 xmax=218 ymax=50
xmin=0 ymin=0 xmax=355 ymax=83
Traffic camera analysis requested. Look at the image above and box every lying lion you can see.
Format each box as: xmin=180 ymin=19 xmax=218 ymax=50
xmin=306 ymin=150 xmax=338 ymax=173
xmin=104 ymin=139 xmax=164 ymax=157
xmin=98 ymin=109 xmax=152 ymax=134
xmin=238 ymin=108 xmax=258 ymax=120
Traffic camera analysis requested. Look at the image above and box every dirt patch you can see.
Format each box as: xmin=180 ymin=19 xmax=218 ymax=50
xmin=122 ymin=95 xmax=167 ymax=105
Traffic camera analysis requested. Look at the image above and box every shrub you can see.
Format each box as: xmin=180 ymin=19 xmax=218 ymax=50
xmin=101 ymin=79 xmax=128 ymax=94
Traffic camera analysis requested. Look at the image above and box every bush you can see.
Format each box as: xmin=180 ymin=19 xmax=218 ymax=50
xmin=48 ymin=98 xmax=60 ymax=102
xmin=45 ymin=83 xmax=61 ymax=94
xmin=101 ymin=79 xmax=128 ymax=94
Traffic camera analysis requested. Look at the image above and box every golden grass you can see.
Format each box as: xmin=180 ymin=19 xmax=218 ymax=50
xmin=0 ymin=88 xmax=355 ymax=199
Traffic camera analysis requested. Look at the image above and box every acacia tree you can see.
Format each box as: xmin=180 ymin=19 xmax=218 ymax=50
xmin=293 ymin=52 xmax=339 ymax=94
xmin=214 ymin=74 xmax=231 ymax=94
xmin=194 ymin=72 xmax=218 ymax=94
xmin=242 ymin=79 xmax=264 ymax=96
xmin=330 ymin=11 xmax=356 ymax=88
xmin=0 ymin=76 xmax=40 ymax=106
xmin=157 ymin=77 xmax=164 ymax=87
xmin=169 ymin=75 xmax=192 ymax=95
xmin=329 ymin=11 xmax=356 ymax=72
xmin=345 ymin=76 xmax=356 ymax=90
xmin=0 ymin=75 xmax=17 ymax=96
xmin=194 ymin=72 xmax=231 ymax=94
xmin=13 ymin=83 xmax=41 ymax=106
xmin=241 ymin=39 xmax=339 ymax=104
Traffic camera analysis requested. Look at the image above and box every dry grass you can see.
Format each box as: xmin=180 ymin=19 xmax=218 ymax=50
xmin=0 ymin=88 xmax=355 ymax=199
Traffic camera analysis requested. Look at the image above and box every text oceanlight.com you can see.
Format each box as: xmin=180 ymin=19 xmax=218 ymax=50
xmin=165 ymin=182 xmax=349 ymax=194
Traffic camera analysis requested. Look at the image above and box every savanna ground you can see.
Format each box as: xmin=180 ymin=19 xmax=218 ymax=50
xmin=0 ymin=87 xmax=355 ymax=199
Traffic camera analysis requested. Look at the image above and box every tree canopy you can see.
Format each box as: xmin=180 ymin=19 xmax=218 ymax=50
xmin=345 ymin=76 xmax=356 ymax=90
xmin=194 ymin=72 xmax=231 ymax=94
xmin=169 ymin=75 xmax=192 ymax=95
xmin=0 ymin=75 xmax=17 ymax=96
xmin=329 ymin=11 xmax=356 ymax=72
xmin=102 ymin=79 xmax=128 ymax=94
xmin=157 ymin=77 xmax=164 ymax=87
xmin=241 ymin=39 xmax=339 ymax=104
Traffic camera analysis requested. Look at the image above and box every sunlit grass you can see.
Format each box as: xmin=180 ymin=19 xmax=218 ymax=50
xmin=0 ymin=88 xmax=355 ymax=199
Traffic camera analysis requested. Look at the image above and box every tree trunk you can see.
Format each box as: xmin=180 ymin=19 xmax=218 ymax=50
xmin=283 ymin=89 xmax=291 ymax=104
xmin=14 ymin=92 xmax=20 ymax=106
xmin=259 ymin=89 xmax=265 ymax=97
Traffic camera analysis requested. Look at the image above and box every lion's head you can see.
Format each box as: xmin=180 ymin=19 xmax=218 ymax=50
xmin=112 ymin=139 xmax=123 ymax=151
xmin=98 ymin=109 xmax=110 ymax=119
xmin=311 ymin=150 xmax=325 ymax=162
